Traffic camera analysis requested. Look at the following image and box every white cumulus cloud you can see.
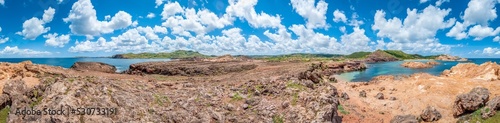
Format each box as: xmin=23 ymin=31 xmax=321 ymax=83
xmin=161 ymin=2 xmax=233 ymax=36
xmin=333 ymin=10 xmax=347 ymax=23
xmin=16 ymin=7 xmax=55 ymax=40
xmin=290 ymin=0 xmax=329 ymax=29
xmin=468 ymin=25 xmax=500 ymax=40
xmin=463 ymin=0 xmax=498 ymax=26
xmin=494 ymin=36 xmax=500 ymax=42
xmin=372 ymin=5 xmax=455 ymax=53
xmin=146 ymin=13 xmax=155 ymax=18
xmin=225 ymin=0 xmax=281 ymax=28
xmin=63 ymin=0 xmax=133 ymax=36
xmin=43 ymin=33 xmax=71 ymax=47
xmin=0 ymin=46 xmax=51 ymax=55
xmin=483 ymin=47 xmax=500 ymax=55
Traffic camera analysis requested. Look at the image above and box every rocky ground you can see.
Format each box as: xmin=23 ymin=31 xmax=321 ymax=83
xmin=0 ymin=58 xmax=500 ymax=122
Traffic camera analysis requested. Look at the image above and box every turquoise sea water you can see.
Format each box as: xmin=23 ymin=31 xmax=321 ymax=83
xmin=338 ymin=58 xmax=500 ymax=82
xmin=0 ymin=58 xmax=171 ymax=72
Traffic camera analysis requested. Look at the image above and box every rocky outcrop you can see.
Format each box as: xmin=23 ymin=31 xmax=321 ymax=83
xmin=390 ymin=115 xmax=419 ymax=123
xmin=401 ymin=61 xmax=440 ymax=69
xmin=453 ymin=87 xmax=490 ymax=117
xmin=359 ymin=90 xmax=367 ymax=97
xmin=364 ymin=50 xmax=399 ymax=63
xmin=124 ymin=61 xmax=258 ymax=76
xmin=298 ymin=62 xmax=366 ymax=83
xmin=70 ymin=62 xmax=117 ymax=73
xmin=441 ymin=62 xmax=500 ymax=81
xmin=481 ymin=96 xmax=500 ymax=119
xmin=401 ymin=61 xmax=432 ymax=69
xmin=435 ymin=54 xmax=467 ymax=61
xmin=375 ymin=93 xmax=384 ymax=100
xmin=457 ymin=58 xmax=468 ymax=61
xmin=341 ymin=92 xmax=349 ymax=100
xmin=420 ymin=106 xmax=442 ymax=122
xmin=426 ymin=60 xmax=440 ymax=65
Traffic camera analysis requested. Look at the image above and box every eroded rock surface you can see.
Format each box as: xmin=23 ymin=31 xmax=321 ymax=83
xmin=70 ymin=62 xmax=117 ymax=73
xmin=125 ymin=61 xmax=258 ymax=76
xmin=298 ymin=62 xmax=366 ymax=83
xmin=441 ymin=62 xmax=500 ymax=81
xmin=390 ymin=115 xmax=418 ymax=123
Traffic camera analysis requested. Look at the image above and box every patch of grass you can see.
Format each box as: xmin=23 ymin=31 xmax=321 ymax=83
xmin=68 ymin=78 xmax=75 ymax=83
xmin=0 ymin=106 xmax=10 ymax=123
xmin=255 ymin=85 xmax=263 ymax=92
xmin=286 ymin=81 xmax=305 ymax=91
xmin=231 ymin=92 xmax=244 ymax=101
xmin=458 ymin=108 xmax=500 ymax=123
xmin=338 ymin=104 xmax=349 ymax=115
xmin=291 ymin=92 xmax=299 ymax=106
xmin=194 ymin=96 xmax=201 ymax=102
xmin=30 ymin=90 xmax=43 ymax=108
xmin=153 ymin=94 xmax=170 ymax=106
xmin=272 ymin=115 xmax=284 ymax=123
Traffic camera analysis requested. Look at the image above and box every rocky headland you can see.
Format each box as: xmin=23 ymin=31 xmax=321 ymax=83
xmin=0 ymin=56 xmax=498 ymax=122
xmin=435 ymin=54 xmax=468 ymax=61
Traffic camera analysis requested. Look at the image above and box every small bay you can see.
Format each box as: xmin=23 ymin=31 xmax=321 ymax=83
xmin=338 ymin=58 xmax=500 ymax=82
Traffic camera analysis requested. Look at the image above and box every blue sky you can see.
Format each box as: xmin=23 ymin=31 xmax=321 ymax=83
xmin=0 ymin=0 xmax=499 ymax=58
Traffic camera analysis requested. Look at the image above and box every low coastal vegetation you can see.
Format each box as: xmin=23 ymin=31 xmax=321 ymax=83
xmin=112 ymin=50 xmax=210 ymax=59
xmin=112 ymin=49 xmax=445 ymax=63
xmin=251 ymin=53 xmax=343 ymax=62
xmin=345 ymin=50 xmax=439 ymax=59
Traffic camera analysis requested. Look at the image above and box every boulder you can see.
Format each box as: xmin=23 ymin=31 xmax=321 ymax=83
xmin=453 ymin=87 xmax=490 ymax=117
xmin=70 ymin=62 xmax=117 ymax=73
xmin=420 ymin=106 xmax=442 ymax=122
xmin=426 ymin=60 xmax=440 ymax=65
xmin=375 ymin=93 xmax=384 ymax=100
xmin=359 ymin=90 xmax=367 ymax=98
xmin=389 ymin=97 xmax=397 ymax=101
xmin=482 ymin=96 xmax=500 ymax=119
xmin=390 ymin=115 xmax=419 ymax=123
xmin=320 ymin=91 xmax=342 ymax=123
xmin=341 ymin=92 xmax=349 ymax=100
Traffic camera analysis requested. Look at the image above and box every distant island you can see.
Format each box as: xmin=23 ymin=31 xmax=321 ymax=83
xmin=111 ymin=49 xmax=464 ymax=62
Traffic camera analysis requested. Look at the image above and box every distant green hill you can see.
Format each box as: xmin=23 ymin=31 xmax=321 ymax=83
xmin=112 ymin=50 xmax=209 ymax=59
xmin=344 ymin=52 xmax=372 ymax=59
xmin=345 ymin=50 xmax=437 ymax=60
